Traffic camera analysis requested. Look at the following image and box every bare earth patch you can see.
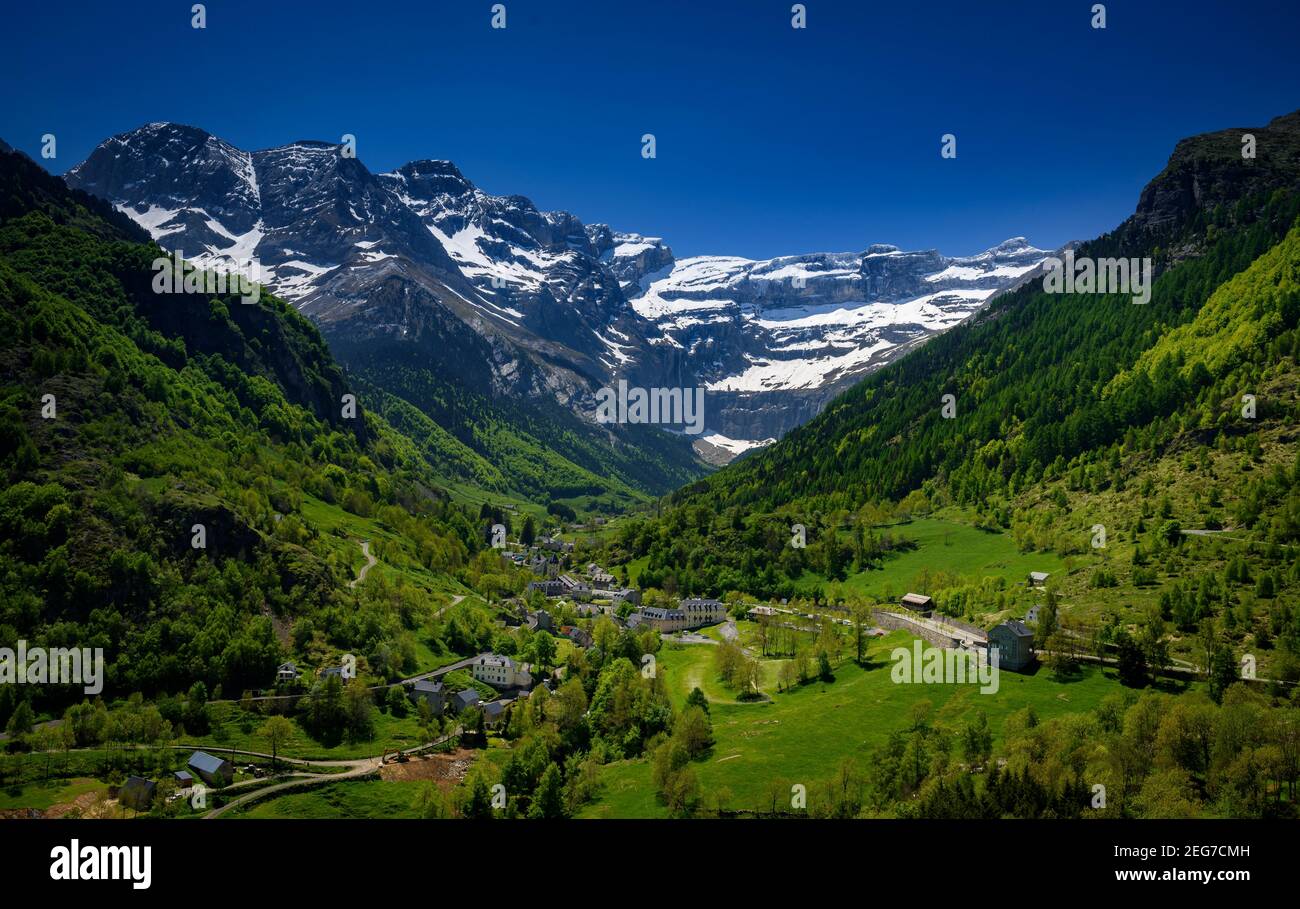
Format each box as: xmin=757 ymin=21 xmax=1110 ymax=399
xmin=378 ymin=748 xmax=476 ymax=789
xmin=47 ymin=790 xmax=120 ymax=819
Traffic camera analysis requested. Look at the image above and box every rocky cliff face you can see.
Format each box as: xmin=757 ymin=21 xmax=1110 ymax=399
xmin=587 ymin=226 xmax=677 ymax=291
xmin=1127 ymin=110 xmax=1300 ymax=242
xmin=607 ymin=237 xmax=1054 ymax=443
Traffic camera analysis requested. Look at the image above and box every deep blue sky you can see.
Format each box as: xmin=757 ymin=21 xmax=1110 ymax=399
xmin=3 ymin=0 xmax=1296 ymax=258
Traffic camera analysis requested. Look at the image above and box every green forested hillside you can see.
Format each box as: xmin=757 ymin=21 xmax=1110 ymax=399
xmin=604 ymin=112 xmax=1300 ymax=674
xmin=662 ymin=191 xmax=1300 ymax=518
xmin=346 ymin=353 xmax=706 ymax=513
xmin=0 ymin=146 xmax=500 ymax=715
xmin=5 ymin=107 xmax=1300 ymax=822
xmin=565 ymin=114 xmax=1300 ymax=822
xmin=658 ymin=113 xmax=1300 ymax=518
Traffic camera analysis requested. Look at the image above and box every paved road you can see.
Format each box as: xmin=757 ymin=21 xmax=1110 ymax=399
xmin=880 ymin=610 xmax=987 ymax=647
xmin=385 ymin=654 xmax=478 ymax=687
xmin=433 ymin=594 xmax=466 ymax=618
xmin=668 ymin=632 xmax=718 ymax=645
xmin=8 ymin=729 xmax=462 ymax=818
xmin=203 ymin=759 xmax=381 ymax=818
xmin=2 ymin=584 xmax=477 ymax=738
xmin=203 ymin=730 xmax=459 ymax=818
xmin=349 ymin=540 xmax=378 ymax=588
xmin=211 ymin=652 xmax=482 ymax=704
xmin=10 ymin=648 xmax=486 ymax=746
xmin=217 ymin=773 xmax=315 ymax=794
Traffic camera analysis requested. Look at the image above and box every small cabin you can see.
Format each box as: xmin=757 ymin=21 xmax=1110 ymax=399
xmin=900 ymin=593 xmax=933 ymax=612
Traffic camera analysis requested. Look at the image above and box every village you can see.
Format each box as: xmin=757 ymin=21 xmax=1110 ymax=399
xmin=66 ymin=532 xmax=1056 ymax=818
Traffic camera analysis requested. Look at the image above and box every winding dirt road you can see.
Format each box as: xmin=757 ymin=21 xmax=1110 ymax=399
xmin=349 ymin=540 xmax=378 ymax=588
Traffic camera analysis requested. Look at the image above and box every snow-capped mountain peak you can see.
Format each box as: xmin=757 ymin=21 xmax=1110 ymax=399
xmin=66 ymin=123 xmax=1057 ymax=461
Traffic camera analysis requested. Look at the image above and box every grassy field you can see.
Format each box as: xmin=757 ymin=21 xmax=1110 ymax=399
xmin=656 ymin=640 xmax=784 ymax=708
xmin=622 ymin=555 xmax=650 ymax=587
xmin=580 ymin=630 xmax=1183 ymax=818
xmin=439 ymin=478 xmax=549 ymax=522
xmin=190 ymin=702 xmax=437 ymax=762
xmin=0 ymin=776 xmax=105 ymax=811
xmin=804 ymin=517 xmax=1067 ymax=601
xmin=229 ymin=780 xmax=428 ymax=819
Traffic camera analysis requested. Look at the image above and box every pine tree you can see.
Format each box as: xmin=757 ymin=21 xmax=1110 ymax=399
xmin=528 ymin=764 xmax=566 ymax=819
xmin=462 ymin=776 xmax=494 ymax=819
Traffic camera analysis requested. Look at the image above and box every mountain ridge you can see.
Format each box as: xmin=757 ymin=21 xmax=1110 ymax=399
xmin=64 ymin=122 xmax=1051 ymax=461
xmin=609 ymin=108 xmax=1300 ymax=605
xmin=0 ymin=141 xmax=494 ymax=703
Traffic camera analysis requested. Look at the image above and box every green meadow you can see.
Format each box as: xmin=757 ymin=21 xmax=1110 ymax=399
xmin=581 ymin=630 xmax=1170 ymax=818
xmin=805 ymin=517 xmax=1068 ymax=600
xmin=190 ymin=701 xmax=435 ymax=762
xmin=229 ymin=780 xmax=427 ymax=819
xmin=655 ymin=640 xmax=784 ymax=708
xmin=0 ymin=776 xmax=104 ymax=811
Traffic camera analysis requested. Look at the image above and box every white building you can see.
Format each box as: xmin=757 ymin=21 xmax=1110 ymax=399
xmin=472 ymin=653 xmax=533 ymax=690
